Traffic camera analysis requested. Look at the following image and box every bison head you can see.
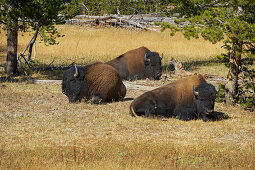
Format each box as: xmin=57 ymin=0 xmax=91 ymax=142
xmin=193 ymin=83 xmax=217 ymax=121
xmin=143 ymin=52 xmax=163 ymax=80
xmin=62 ymin=65 xmax=86 ymax=103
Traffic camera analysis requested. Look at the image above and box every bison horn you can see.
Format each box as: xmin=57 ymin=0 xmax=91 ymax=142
xmin=74 ymin=64 xmax=79 ymax=78
xmin=144 ymin=53 xmax=150 ymax=62
xmin=192 ymin=85 xmax=199 ymax=96
xmin=161 ymin=53 xmax=163 ymax=60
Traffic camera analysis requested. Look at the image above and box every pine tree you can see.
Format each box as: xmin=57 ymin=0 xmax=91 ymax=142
xmin=162 ymin=0 xmax=255 ymax=106
xmin=0 ymin=0 xmax=71 ymax=75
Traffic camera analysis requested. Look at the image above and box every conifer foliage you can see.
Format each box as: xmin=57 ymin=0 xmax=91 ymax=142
xmin=0 ymin=0 xmax=70 ymax=75
xmin=162 ymin=0 xmax=255 ymax=107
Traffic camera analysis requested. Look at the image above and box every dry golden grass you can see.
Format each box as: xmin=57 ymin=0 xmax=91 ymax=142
xmin=1 ymin=25 xmax=254 ymax=169
xmin=1 ymin=25 xmax=227 ymax=77
xmin=0 ymin=81 xmax=254 ymax=169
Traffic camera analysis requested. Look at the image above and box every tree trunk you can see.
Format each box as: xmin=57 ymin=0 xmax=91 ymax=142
xmin=5 ymin=2 xmax=19 ymax=75
xmin=5 ymin=27 xmax=18 ymax=75
xmin=225 ymin=45 xmax=242 ymax=105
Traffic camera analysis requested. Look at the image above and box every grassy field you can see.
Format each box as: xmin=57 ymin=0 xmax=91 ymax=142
xmin=0 ymin=25 xmax=255 ymax=169
xmin=1 ymin=25 xmax=227 ymax=77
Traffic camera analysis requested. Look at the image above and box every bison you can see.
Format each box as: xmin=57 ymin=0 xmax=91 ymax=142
xmin=62 ymin=62 xmax=126 ymax=104
xmin=130 ymin=75 xmax=218 ymax=121
xmin=106 ymin=46 xmax=163 ymax=80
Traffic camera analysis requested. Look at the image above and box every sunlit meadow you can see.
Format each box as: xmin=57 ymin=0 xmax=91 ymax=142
xmin=0 ymin=25 xmax=254 ymax=169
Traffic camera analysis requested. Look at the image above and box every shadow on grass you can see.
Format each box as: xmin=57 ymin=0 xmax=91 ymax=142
xmin=123 ymin=97 xmax=134 ymax=101
xmin=2 ymin=60 xmax=75 ymax=80
xmin=0 ymin=68 xmax=65 ymax=82
xmin=207 ymin=111 xmax=230 ymax=121
xmin=0 ymin=76 xmax=29 ymax=83
xmin=65 ymin=98 xmax=134 ymax=106
xmin=34 ymin=69 xmax=65 ymax=80
xmin=163 ymin=58 xmax=223 ymax=72
xmin=25 ymin=60 xmax=73 ymax=80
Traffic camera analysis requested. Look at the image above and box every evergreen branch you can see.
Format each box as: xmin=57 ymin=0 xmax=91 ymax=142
xmin=196 ymin=0 xmax=220 ymax=9
xmin=0 ymin=19 xmax=7 ymax=25
xmin=248 ymin=10 xmax=255 ymax=15
xmin=196 ymin=0 xmax=231 ymax=10
xmin=243 ymin=41 xmax=255 ymax=48
xmin=216 ymin=18 xmax=224 ymax=24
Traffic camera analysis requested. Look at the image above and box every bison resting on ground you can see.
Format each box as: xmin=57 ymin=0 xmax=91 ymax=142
xmin=62 ymin=62 xmax=126 ymax=103
xmin=130 ymin=75 xmax=217 ymax=121
xmin=106 ymin=46 xmax=163 ymax=80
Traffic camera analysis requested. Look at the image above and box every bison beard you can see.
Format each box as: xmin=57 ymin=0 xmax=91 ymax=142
xmin=106 ymin=46 xmax=163 ymax=80
xmin=130 ymin=75 xmax=217 ymax=121
xmin=62 ymin=62 xmax=126 ymax=104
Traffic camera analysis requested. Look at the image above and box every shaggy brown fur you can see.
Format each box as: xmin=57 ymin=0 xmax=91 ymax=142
xmin=130 ymin=74 xmax=217 ymax=121
xmin=62 ymin=62 xmax=126 ymax=103
xmin=83 ymin=62 xmax=126 ymax=102
xmin=106 ymin=46 xmax=162 ymax=80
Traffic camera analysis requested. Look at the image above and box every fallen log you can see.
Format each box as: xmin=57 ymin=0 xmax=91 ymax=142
xmin=66 ymin=15 xmax=159 ymax=31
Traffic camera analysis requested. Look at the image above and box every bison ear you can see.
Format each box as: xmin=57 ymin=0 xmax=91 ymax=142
xmin=144 ymin=53 xmax=150 ymax=62
xmin=74 ymin=64 xmax=79 ymax=78
xmin=192 ymin=85 xmax=199 ymax=97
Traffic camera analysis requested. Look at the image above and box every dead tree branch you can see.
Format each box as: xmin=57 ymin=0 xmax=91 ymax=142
xmin=68 ymin=13 xmax=190 ymax=31
xmin=27 ymin=26 xmax=39 ymax=61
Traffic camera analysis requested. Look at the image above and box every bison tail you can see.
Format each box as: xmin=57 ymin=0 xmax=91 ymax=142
xmin=129 ymin=101 xmax=137 ymax=117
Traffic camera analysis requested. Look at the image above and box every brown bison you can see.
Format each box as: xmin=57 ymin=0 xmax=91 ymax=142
xmin=130 ymin=75 xmax=218 ymax=121
xmin=106 ymin=46 xmax=163 ymax=80
xmin=62 ymin=62 xmax=126 ymax=104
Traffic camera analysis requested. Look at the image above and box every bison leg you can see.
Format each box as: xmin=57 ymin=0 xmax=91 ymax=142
xmin=90 ymin=94 xmax=105 ymax=104
xmin=144 ymin=109 xmax=154 ymax=118
xmin=196 ymin=112 xmax=209 ymax=122
xmin=143 ymin=99 xmax=157 ymax=118
xmin=176 ymin=112 xmax=189 ymax=121
xmin=201 ymin=114 xmax=209 ymax=122
xmin=134 ymin=101 xmax=156 ymax=118
xmin=154 ymin=107 xmax=172 ymax=118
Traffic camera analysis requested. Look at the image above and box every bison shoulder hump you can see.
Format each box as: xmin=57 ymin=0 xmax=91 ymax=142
xmin=86 ymin=63 xmax=121 ymax=82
